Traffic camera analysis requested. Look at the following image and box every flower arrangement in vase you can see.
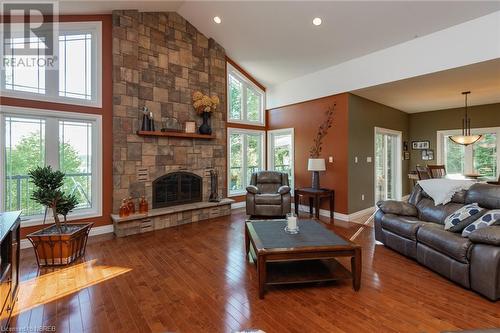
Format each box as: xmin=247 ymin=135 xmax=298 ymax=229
xmin=192 ymin=91 xmax=220 ymax=135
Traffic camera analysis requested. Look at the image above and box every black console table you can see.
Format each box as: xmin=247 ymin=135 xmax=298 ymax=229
xmin=0 ymin=211 xmax=21 ymax=330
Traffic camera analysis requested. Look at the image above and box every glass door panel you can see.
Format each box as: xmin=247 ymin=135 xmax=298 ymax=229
xmin=375 ymin=128 xmax=402 ymax=203
xmin=268 ymin=129 xmax=294 ymax=190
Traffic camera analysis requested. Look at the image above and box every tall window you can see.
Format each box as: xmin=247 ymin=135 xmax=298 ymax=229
xmin=227 ymin=63 xmax=265 ymax=126
xmin=268 ymin=129 xmax=294 ymax=191
xmin=2 ymin=22 xmax=101 ymax=107
xmin=228 ymin=129 xmax=265 ymax=196
xmin=438 ymin=128 xmax=499 ymax=179
xmin=0 ymin=107 xmax=102 ymax=223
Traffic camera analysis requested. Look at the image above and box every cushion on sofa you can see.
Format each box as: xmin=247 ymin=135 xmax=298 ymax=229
xmin=417 ymin=224 xmax=473 ymax=263
xmin=444 ymin=203 xmax=484 ymax=232
xmin=381 ymin=214 xmax=428 ymax=241
xmin=416 ymin=198 xmax=464 ymax=224
xmin=254 ymin=193 xmax=282 ymax=205
xmin=462 ymin=210 xmax=500 ymax=237
xmin=377 ymin=200 xmax=417 ymax=216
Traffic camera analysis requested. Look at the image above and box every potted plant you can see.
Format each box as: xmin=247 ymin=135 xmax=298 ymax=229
xmin=26 ymin=166 xmax=93 ymax=266
xmin=192 ymin=91 xmax=219 ymax=135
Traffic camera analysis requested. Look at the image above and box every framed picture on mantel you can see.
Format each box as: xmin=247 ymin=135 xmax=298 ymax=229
xmin=412 ymin=140 xmax=430 ymax=150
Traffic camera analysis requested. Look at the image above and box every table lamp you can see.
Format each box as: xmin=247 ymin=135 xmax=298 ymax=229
xmin=308 ymin=158 xmax=326 ymax=189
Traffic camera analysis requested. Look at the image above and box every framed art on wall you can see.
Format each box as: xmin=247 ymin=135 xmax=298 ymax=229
xmin=412 ymin=140 xmax=430 ymax=150
xmin=421 ymin=149 xmax=434 ymax=161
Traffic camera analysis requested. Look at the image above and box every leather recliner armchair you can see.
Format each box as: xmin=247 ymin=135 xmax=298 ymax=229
xmin=246 ymin=171 xmax=291 ymax=217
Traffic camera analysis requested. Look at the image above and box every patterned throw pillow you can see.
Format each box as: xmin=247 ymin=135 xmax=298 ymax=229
xmin=444 ymin=203 xmax=484 ymax=232
xmin=462 ymin=209 xmax=500 ymax=237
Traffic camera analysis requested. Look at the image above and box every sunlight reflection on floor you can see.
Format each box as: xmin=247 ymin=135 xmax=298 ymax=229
xmin=13 ymin=259 xmax=132 ymax=316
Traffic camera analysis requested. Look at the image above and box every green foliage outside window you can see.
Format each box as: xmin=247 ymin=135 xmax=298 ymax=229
xmin=473 ymin=134 xmax=497 ymax=177
xmin=4 ymin=131 xmax=89 ymax=216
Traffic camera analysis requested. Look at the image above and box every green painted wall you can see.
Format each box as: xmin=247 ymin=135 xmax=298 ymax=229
xmin=348 ymin=94 xmax=410 ymax=214
xmin=408 ymin=103 xmax=500 ymax=170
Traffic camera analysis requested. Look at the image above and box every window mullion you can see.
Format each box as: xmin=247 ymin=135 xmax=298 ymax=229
xmin=242 ymin=83 xmax=247 ymax=122
xmin=45 ymin=118 xmax=59 ymax=169
xmin=243 ymin=133 xmax=248 ymax=188
xmin=0 ymin=114 xmax=5 ymax=211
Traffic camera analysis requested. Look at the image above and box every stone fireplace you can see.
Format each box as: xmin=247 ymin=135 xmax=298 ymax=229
xmin=152 ymin=171 xmax=202 ymax=209
xmin=111 ymin=10 xmax=232 ymax=236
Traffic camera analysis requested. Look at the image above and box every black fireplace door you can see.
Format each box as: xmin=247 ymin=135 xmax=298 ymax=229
xmin=152 ymin=172 xmax=202 ymax=208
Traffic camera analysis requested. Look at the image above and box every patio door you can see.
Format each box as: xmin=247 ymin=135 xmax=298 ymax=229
xmin=374 ymin=127 xmax=402 ymax=203
xmin=267 ymin=128 xmax=294 ymax=191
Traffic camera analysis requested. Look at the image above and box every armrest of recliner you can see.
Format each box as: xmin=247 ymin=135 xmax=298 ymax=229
xmin=278 ymin=185 xmax=291 ymax=195
xmin=376 ymin=200 xmax=417 ymax=217
xmin=469 ymin=226 xmax=500 ymax=246
xmin=246 ymin=185 xmax=259 ymax=194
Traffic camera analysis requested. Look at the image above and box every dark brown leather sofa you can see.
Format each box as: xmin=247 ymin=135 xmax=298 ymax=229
xmin=375 ymin=183 xmax=500 ymax=301
xmin=246 ymin=171 xmax=291 ymax=217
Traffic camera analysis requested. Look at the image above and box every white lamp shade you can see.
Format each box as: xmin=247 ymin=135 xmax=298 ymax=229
xmin=308 ymin=158 xmax=326 ymax=171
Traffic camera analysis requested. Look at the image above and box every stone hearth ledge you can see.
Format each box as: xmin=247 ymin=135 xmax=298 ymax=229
xmin=111 ymin=199 xmax=235 ymax=237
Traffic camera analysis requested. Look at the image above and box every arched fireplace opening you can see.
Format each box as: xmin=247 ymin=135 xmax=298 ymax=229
xmin=152 ymin=172 xmax=202 ymax=208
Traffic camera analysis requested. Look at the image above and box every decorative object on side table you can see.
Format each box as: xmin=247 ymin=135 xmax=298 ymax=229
xmin=308 ymin=158 xmax=326 ymax=189
xmin=285 ymin=213 xmax=299 ymax=234
xmin=26 ymin=166 xmax=93 ymax=266
xmin=192 ymin=91 xmax=220 ymax=135
xmin=209 ymin=169 xmax=221 ymax=202
xmin=308 ymin=104 xmax=335 ymax=189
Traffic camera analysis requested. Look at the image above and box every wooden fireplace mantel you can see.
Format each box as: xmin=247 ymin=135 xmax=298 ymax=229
xmin=136 ymin=130 xmax=215 ymax=139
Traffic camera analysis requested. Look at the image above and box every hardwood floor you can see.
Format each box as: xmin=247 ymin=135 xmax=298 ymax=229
xmin=11 ymin=210 xmax=500 ymax=333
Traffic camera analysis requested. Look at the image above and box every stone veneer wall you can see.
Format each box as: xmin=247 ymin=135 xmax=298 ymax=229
xmin=112 ymin=10 xmax=227 ymax=212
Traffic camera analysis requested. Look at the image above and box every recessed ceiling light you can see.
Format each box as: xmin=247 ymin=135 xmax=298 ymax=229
xmin=213 ymin=16 xmax=222 ymax=24
xmin=313 ymin=17 xmax=322 ymax=26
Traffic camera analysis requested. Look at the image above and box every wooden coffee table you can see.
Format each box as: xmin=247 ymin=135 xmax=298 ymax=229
xmin=245 ymin=219 xmax=361 ymax=299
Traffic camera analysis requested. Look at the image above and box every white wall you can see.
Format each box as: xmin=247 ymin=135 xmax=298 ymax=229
xmin=267 ymin=11 xmax=500 ymax=109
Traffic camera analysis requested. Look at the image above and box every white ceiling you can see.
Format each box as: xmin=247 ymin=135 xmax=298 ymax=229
xmin=178 ymin=1 xmax=500 ymax=87
xmin=57 ymin=1 xmax=183 ymax=14
xmin=55 ymin=1 xmax=500 ymax=89
xmin=352 ymin=58 xmax=500 ymax=113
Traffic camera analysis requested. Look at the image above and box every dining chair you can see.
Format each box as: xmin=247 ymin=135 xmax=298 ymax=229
xmin=416 ymin=165 xmax=431 ymax=180
xmin=427 ymin=165 xmax=447 ymax=178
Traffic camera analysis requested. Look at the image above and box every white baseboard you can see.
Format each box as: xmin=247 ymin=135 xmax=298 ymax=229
xmin=231 ymin=200 xmax=374 ymax=223
xmin=298 ymin=204 xmax=375 ymax=223
xmin=20 ymin=224 xmax=114 ymax=249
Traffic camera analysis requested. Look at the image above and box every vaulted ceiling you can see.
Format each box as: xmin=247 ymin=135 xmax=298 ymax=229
xmin=58 ymin=1 xmax=500 ymax=111
xmin=178 ymin=1 xmax=500 ymax=88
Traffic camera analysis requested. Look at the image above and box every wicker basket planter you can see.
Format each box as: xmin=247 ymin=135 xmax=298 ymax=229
xmin=27 ymin=223 xmax=93 ymax=266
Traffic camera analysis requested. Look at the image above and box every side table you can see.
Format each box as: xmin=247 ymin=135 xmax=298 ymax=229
xmin=294 ymin=188 xmax=335 ymax=219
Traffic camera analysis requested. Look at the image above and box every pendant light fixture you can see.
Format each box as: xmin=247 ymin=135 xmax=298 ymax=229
xmin=449 ymin=91 xmax=482 ymax=146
